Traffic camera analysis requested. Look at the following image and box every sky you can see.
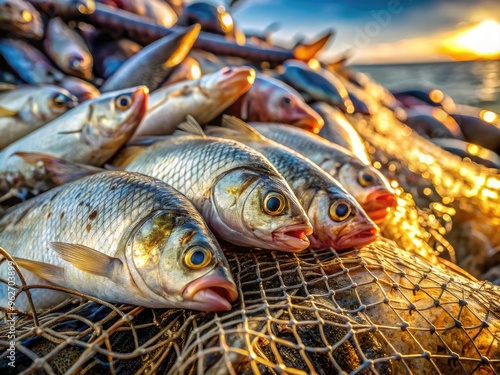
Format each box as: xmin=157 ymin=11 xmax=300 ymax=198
xmin=214 ymin=0 xmax=500 ymax=64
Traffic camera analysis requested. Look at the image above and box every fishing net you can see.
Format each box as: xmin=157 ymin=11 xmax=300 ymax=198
xmin=348 ymin=108 xmax=500 ymax=279
xmin=1 ymin=238 xmax=499 ymax=375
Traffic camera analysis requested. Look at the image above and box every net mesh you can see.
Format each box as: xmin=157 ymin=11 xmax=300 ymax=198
xmin=347 ymin=109 xmax=500 ymax=279
xmin=1 ymin=239 xmax=500 ymax=374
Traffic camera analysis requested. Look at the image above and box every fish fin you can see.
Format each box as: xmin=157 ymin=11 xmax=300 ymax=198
xmin=13 ymin=257 xmax=65 ymax=285
xmin=50 ymin=242 xmax=124 ymax=282
xmin=15 ymin=152 xmax=101 ymax=186
xmin=177 ymin=115 xmax=207 ymax=138
xmin=165 ymin=24 xmax=201 ymax=68
xmin=323 ymin=50 xmax=352 ymax=71
xmin=221 ymin=115 xmax=264 ymax=141
xmin=293 ymin=30 xmax=333 ymax=61
xmin=0 ymin=105 xmax=18 ymax=117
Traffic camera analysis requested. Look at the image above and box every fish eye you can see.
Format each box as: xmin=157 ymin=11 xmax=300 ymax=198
xmin=281 ymin=96 xmax=292 ymax=108
xmin=50 ymin=93 xmax=69 ymax=109
xmin=329 ymin=200 xmax=352 ymax=222
xmin=357 ymin=169 xmax=377 ymax=187
xmin=263 ymin=192 xmax=286 ymax=215
xmin=115 ymin=95 xmax=132 ymax=110
xmin=21 ymin=10 xmax=32 ymax=22
xmin=184 ymin=247 xmax=212 ymax=270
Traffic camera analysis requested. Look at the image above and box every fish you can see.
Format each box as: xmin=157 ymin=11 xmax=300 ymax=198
xmin=43 ymin=17 xmax=93 ymax=80
xmin=58 ymin=76 xmax=100 ymax=102
xmin=404 ymin=106 xmax=465 ymax=140
xmin=313 ymin=102 xmax=371 ymax=164
xmin=0 ymin=38 xmax=65 ymax=84
xmin=132 ymin=66 xmax=255 ymax=138
xmin=206 ymin=117 xmax=378 ymax=250
xmin=451 ymin=105 xmax=500 ymax=154
xmin=98 ymin=0 xmax=178 ymax=28
xmin=0 ymin=0 xmax=44 ymax=40
xmin=251 ymin=123 xmax=397 ymax=224
xmin=77 ymin=3 xmax=331 ymax=63
xmin=0 ymin=84 xmax=78 ymax=149
xmin=226 ymin=74 xmax=324 ymax=134
xmin=179 ymin=2 xmax=242 ymax=43
xmin=92 ymin=38 xmax=141 ymax=79
xmin=0 ymin=86 xmax=148 ymax=192
xmin=27 ymin=0 xmax=96 ymax=17
xmin=0 ymin=171 xmax=237 ymax=312
xmin=275 ymin=60 xmax=353 ymax=113
xmin=116 ymin=119 xmax=313 ymax=252
xmin=100 ymin=24 xmax=200 ymax=92
xmin=392 ymin=89 xmax=456 ymax=113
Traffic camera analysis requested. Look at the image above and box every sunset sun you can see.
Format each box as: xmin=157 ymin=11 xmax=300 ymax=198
xmin=442 ymin=20 xmax=500 ymax=60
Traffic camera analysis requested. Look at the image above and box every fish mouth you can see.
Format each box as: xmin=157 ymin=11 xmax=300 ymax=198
xmin=272 ymin=223 xmax=313 ymax=252
xmin=183 ymin=275 xmax=238 ymax=312
xmin=334 ymin=221 xmax=379 ymax=250
xmin=362 ymin=190 xmax=397 ymax=224
xmin=290 ymin=114 xmax=324 ymax=134
xmin=216 ymin=67 xmax=256 ymax=97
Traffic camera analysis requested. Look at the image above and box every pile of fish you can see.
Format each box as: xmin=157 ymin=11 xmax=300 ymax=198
xmin=0 ymin=0 xmax=499 ymax=374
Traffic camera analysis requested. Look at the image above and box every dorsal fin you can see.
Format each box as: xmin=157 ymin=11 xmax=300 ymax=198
xmin=221 ymin=115 xmax=265 ymax=141
xmin=293 ymin=30 xmax=334 ymax=61
xmin=177 ymin=115 xmax=207 ymax=138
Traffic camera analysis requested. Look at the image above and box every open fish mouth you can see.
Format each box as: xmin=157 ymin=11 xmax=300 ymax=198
xmin=183 ymin=275 xmax=238 ymax=311
xmin=272 ymin=223 xmax=313 ymax=252
xmin=363 ymin=190 xmax=398 ymax=224
xmin=334 ymin=222 xmax=379 ymax=250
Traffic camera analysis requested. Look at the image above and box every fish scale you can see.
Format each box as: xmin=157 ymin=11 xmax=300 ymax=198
xmin=118 ymin=133 xmax=312 ymax=251
xmin=125 ymin=136 xmax=279 ymax=203
xmin=0 ymin=171 xmax=222 ymax=311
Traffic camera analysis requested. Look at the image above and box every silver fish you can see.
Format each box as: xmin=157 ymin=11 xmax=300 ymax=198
xmin=0 ymin=38 xmax=64 ymax=84
xmin=0 ymin=171 xmax=237 ymax=312
xmin=44 ymin=17 xmax=93 ymax=80
xmin=0 ymin=86 xmax=148 ymax=196
xmin=117 ymin=119 xmax=313 ymax=252
xmin=132 ymin=66 xmax=255 ymax=139
xmin=0 ymin=0 xmax=44 ymax=40
xmin=252 ymin=123 xmax=397 ymax=224
xmin=206 ymin=117 xmax=379 ymax=250
xmin=0 ymin=85 xmax=77 ymax=149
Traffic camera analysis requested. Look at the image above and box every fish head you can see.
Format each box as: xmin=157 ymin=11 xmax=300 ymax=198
xmin=199 ymin=66 xmax=255 ymax=101
xmin=0 ymin=0 xmax=44 ymax=40
xmin=128 ymin=210 xmax=237 ymax=311
xmin=337 ymin=163 xmax=397 ymax=224
xmin=263 ymin=76 xmax=324 ymax=133
xmin=67 ymin=53 xmax=93 ymax=80
xmin=306 ymin=187 xmax=378 ymax=250
xmin=211 ymin=169 xmax=312 ymax=251
xmin=36 ymin=86 xmax=78 ymax=121
xmin=83 ymin=86 xmax=148 ymax=147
